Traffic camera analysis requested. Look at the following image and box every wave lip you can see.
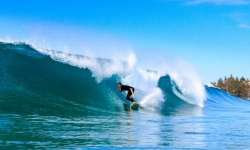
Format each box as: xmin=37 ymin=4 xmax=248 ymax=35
xmin=36 ymin=47 xmax=136 ymax=82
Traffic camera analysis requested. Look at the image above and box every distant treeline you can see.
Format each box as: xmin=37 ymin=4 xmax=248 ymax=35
xmin=211 ymin=75 xmax=250 ymax=99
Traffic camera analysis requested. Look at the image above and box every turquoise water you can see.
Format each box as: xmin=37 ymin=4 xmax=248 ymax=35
xmin=1 ymin=42 xmax=250 ymax=149
xmin=1 ymin=106 xmax=250 ymax=149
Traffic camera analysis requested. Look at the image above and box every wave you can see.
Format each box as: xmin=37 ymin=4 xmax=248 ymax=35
xmin=0 ymin=42 xmax=249 ymax=116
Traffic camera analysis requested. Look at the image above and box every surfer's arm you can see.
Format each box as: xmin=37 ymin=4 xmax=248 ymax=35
xmin=130 ymin=88 xmax=135 ymax=97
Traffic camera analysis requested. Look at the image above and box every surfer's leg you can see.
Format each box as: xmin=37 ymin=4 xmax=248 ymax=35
xmin=126 ymin=92 xmax=134 ymax=102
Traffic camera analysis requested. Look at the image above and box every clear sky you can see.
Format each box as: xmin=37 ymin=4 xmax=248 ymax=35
xmin=0 ymin=0 xmax=250 ymax=83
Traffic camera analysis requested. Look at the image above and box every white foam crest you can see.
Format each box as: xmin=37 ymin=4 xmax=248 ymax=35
xmin=140 ymin=88 xmax=165 ymax=111
xmin=121 ymin=69 xmax=165 ymax=110
xmin=122 ymin=69 xmax=161 ymax=91
xmin=122 ymin=59 xmax=206 ymax=108
xmin=36 ymin=48 xmax=136 ymax=82
xmin=0 ymin=39 xmax=28 ymax=45
xmin=163 ymin=59 xmax=206 ymax=107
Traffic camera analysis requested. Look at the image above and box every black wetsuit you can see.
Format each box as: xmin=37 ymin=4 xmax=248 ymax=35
xmin=120 ymin=85 xmax=135 ymax=102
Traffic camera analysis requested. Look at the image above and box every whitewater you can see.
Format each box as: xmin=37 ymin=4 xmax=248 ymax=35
xmin=1 ymin=41 xmax=250 ymax=149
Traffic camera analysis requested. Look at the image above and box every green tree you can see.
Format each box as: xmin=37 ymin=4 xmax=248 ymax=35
xmin=240 ymin=76 xmax=246 ymax=82
xmin=213 ymin=75 xmax=250 ymax=99
xmin=224 ymin=76 xmax=228 ymax=91
xmin=239 ymin=81 xmax=247 ymax=98
xmin=217 ymin=77 xmax=224 ymax=89
xmin=227 ymin=74 xmax=235 ymax=95
xmin=234 ymin=77 xmax=240 ymax=96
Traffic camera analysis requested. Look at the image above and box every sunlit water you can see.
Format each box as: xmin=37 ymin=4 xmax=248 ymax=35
xmin=1 ymin=104 xmax=250 ymax=149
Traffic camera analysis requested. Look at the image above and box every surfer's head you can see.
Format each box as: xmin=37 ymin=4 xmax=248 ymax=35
xmin=117 ymin=82 xmax=122 ymax=88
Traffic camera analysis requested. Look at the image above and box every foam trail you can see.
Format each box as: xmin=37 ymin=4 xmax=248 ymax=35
xmin=140 ymin=88 xmax=164 ymax=111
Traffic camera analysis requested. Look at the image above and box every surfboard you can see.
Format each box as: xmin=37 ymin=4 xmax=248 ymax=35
xmin=130 ymin=102 xmax=139 ymax=110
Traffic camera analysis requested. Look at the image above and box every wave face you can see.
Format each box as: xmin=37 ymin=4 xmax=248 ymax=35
xmin=0 ymin=42 xmax=249 ymax=116
xmin=0 ymin=42 xmax=124 ymax=116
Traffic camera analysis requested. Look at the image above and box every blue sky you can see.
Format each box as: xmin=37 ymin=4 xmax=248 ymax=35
xmin=0 ymin=0 xmax=250 ymax=82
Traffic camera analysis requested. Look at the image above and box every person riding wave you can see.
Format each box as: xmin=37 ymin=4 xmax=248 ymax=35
xmin=117 ymin=82 xmax=135 ymax=103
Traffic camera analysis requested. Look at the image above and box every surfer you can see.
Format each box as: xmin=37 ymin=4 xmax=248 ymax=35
xmin=117 ymin=82 xmax=135 ymax=102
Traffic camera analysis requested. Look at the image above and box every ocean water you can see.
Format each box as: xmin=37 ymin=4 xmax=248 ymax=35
xmin=1 ymin=42 xmax=250 ymax=149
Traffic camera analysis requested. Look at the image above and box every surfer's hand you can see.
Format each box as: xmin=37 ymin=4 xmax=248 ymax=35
xmin=132 ymin=94 xmax=135 ymax=97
